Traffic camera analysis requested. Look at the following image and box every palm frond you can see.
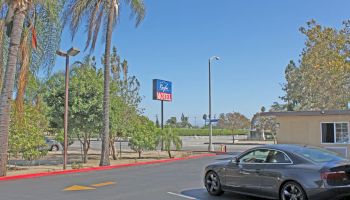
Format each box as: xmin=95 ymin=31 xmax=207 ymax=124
xmin=85 ymin=0 xmax=101 ymax=51
xmin=66 ymin=0 xmax=92 ymax=40
xmin=90 ymin=3 xmax=104 ymax=51
xmin=124 ymin=0 xmax=145 ymax=27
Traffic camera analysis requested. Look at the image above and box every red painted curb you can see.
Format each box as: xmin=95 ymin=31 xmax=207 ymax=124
xmin=0 ymin=153 xmax=216 ymax=181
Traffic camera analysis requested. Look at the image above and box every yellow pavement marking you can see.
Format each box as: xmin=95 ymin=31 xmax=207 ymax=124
xmin=91 ymin=182 xmax=116 ymax=187
xmin=64 ymin=185 xmax=96 ymax=191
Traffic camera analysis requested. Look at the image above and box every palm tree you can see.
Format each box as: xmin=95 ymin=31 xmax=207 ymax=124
xmin=64 ymin=0 xmax=145 ymax=166
xmin=0 ymin=0 xmax=61 ymax=177
xmin=0 ymin=0 xmax=33 ymax=177
xmin=159 ymin=128 xmax=182 ymax=158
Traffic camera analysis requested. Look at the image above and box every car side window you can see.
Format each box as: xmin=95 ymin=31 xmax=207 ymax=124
xmin=239 ymin=149 xmax=269 ymax=163
xmin=265 ymin=150 xmax=292 ymax=164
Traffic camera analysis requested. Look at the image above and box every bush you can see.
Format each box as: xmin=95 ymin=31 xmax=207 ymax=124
xmin=9 ymin=104 xmax=48 ymax=161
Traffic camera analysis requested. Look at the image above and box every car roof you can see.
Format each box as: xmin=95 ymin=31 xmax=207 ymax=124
xmin=253 ymin=144 xmax=309 ymax=152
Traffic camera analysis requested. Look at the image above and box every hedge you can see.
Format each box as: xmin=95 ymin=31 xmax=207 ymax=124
xmin=174 ymin=128 xmax=248 ymax=136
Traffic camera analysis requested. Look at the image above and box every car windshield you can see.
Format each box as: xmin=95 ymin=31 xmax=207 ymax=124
xmin=294 ymin=147 xmax=346 ymax=163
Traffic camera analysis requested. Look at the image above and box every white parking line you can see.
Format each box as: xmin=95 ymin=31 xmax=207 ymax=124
xmin=167 ymin=192 xmax=198 ymax=200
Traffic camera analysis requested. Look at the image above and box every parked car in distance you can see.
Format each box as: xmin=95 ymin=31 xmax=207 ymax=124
xmin=204 ymin=144 xmax=350 ymax=200
xmin=45 ymin=137 xmax=63 ymax=151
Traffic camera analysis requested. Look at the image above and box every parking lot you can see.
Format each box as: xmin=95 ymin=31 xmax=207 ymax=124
xmin=0 ymin=154 xmax=263 ymax=200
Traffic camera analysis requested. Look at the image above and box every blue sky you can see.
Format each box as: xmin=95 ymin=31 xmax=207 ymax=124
xmin=54 ymin=0 xmax=350 ymax=126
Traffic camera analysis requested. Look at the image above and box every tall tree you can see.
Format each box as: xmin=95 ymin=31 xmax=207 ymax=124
xmin=282 ymin=20 xmax=350 ymax=110
xmin=108 ymin=47 xmax=141 ymax=160
xmin=44 ymin=59 xmax=104 ymax=163
xmin=0 ymin=0 xmax=31 ymax=177
xmin=64 ymin=0 xmax=145 ymax=166
xmin=0 ymin=0 xmax=62 ymax=177
xmin=179 ymin=113 xmax=191 ymax=128
xmin=217 ymin=112 xmax=250 ymax=133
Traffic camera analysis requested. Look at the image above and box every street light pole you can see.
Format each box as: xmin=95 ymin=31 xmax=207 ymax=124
xmin=56 ymin=47 xmax=80 ymax=170
xmin=208 ymin=56 xmax=220 ymax=152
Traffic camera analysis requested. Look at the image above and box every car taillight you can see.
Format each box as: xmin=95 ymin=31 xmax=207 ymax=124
xmin=321 ymin=171 xmax=348 ymax=180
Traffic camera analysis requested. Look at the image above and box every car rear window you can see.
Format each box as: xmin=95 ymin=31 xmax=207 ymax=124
xmin=294 ymin=147 xmax=346 ymax=163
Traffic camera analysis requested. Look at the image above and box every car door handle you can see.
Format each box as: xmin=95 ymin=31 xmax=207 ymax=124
xmin=240 ymin=169 xmax=261 ymax=174
xmin=240 ymin=169 xmax=257 ymax=174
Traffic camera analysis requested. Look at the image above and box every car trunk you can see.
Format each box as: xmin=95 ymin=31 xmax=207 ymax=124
xmin=321 ymin=160 xmax=350 ymax=186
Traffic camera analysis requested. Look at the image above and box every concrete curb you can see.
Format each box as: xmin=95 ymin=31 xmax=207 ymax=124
xmin=0 ymin=153 xmax=216 ymax=182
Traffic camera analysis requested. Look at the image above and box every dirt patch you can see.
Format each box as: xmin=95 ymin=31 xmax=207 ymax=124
xmin=7 ymin=150 xmax=194 ymax=176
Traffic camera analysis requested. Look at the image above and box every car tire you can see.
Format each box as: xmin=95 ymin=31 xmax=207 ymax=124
xmin=280 ymin=181 xmax=308 ymax=200
xmin=51 ymin=145 xmax=59 ymax=151
xmin=205 ymin=171 xmax=224 ymax=196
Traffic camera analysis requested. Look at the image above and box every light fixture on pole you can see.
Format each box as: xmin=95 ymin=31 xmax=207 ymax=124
xmin=56 ymin=47 xmax=80 ymax=170
xmin=208 ymin=56 xmax=220 ymax=152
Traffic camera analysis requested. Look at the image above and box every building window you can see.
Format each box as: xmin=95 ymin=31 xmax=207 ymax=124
xmin=322 ymin=123 xmax=349 ymax=144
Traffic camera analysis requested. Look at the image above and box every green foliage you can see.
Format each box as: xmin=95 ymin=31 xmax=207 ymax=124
xmin=44 ymin=58 xmax=103 ymax=162
xmin=174 ymin=128 xmax=248 ymax=136
xmin=9 ymin=104 xmax=48 ymax=161
xmin=45 ymin=58 xmax=103 ymax=135
xmin=64 ymin=0 xmax=146 ymax=51
xmin=158 ymin=128 xmax=182 ymax=158
xmin=166 ymin=117 xmax=177 ymax=127
xmin=128 ymin=116 xmax=158 ymax=158
xmin=54 ymin=129 xmax=74 ymax=146
xmin=109 ymin=47 xmax=141 ymax=141
xmin=69 ymin=62 xmax=104 ymax=135
xmin=30 ymin=0 xmax=65 ymax=75
xmin=179 ymin=113 xmax=191 ymax=128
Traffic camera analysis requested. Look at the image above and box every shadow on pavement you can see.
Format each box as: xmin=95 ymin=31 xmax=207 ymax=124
xmin=181 ymin=188 xmax=266 ymax=200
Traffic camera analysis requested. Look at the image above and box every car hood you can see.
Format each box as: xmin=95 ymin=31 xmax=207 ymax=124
xmin=206 ymin=160 xmax=230 ymax=169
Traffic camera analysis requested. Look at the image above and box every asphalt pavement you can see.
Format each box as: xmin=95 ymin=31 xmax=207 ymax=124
xmin=0 ymin=155 xmax=264 ymax=200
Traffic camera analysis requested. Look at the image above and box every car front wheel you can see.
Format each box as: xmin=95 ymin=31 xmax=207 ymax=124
xmin=205 ymin=171 xmax=224 ymax=196
xmin=280 ymin=181 xmax=307 ymax=200
xmin=51 ymin=145 xmax=59 ymax=151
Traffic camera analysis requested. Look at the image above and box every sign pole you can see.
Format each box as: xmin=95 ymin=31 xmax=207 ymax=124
xmin=161 ymin=100 xmax=164 ymax=130
xmin=161 ymin=100 xmax=164 ymax=151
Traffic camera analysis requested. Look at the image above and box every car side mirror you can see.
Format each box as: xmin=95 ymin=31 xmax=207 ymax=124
xmin=231 ymin=156 xmax=239 ymax=164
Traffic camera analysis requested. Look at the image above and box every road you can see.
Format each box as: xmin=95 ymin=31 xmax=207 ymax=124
xmin=0 ymin=155 xmax=264 ymax=200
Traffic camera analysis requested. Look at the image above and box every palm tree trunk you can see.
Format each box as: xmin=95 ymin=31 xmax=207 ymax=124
xmin=110 ymin=139 xmax=117 ymax=160
xmin=0 ymin=20 xmax=5 ymax=91
xmin=99 ymin=2 xmax=114 ymax=166
xmin=168 ymin=150 xmax=172 ymax=158
xmin=0 ymin=10 xmax=26 ymax=177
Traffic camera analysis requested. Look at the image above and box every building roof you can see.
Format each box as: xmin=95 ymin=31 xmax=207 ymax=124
xmin=260 ymin=110 xmax=350 ymax=117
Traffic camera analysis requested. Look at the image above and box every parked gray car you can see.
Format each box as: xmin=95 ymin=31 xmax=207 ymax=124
xmin=45 ymin=137 xmax=63 ymax=151
xmin=204 ymin=144 xmax=350 ymax=200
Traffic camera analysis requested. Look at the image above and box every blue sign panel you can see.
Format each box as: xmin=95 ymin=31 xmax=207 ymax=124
xmin=153 ymin=79 xmax=172 ymax=101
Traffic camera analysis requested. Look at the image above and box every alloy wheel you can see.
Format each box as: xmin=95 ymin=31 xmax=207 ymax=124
xmin=205 ymin=171 xmax=223 ymax=196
